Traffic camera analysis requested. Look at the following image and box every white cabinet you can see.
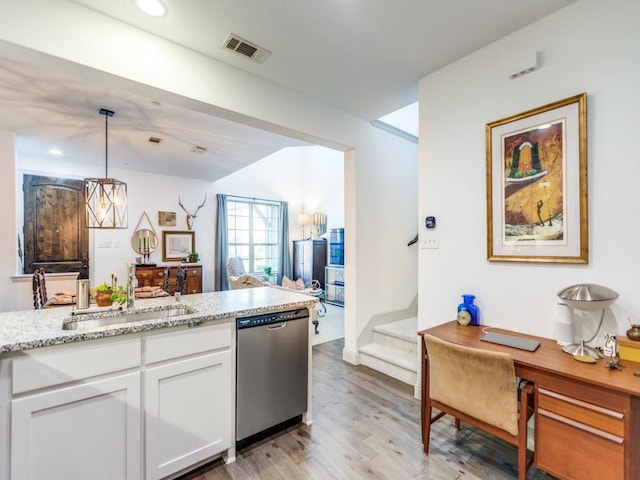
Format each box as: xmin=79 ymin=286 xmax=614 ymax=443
xmin=11 ymin=372 xmax=141 ymax=480
xmin=3 ymin=321 xmax=234 ymax=480
xmin=144 ymin=323 xmax=233 ymax=480
xmin=145 ymin=351 xmax=231 ymax=479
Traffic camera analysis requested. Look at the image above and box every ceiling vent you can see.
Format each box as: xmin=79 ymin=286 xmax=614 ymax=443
xmin=222 ymin=33 xmax=271 ymax=64
xmin=148 ymin=136 xmax=163 ymax=144
xmin=192 ymin=145 xmax=207 ymax=154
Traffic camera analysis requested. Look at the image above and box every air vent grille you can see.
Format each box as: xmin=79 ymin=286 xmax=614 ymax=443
xmin=148 ymin=137 xmax=163 ymax=144
xmin=192 ymin=145 xmax=207 ymax=154
xmin=222 ymin=33 xmax=271 ymax=64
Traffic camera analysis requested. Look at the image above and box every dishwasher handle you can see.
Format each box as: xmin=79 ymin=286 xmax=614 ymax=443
xmin=267 ymin=321 xmax=286 ymax=330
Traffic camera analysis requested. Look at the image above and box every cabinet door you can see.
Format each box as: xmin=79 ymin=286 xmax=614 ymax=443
xmin=292 ymin=240 xmax=307 ymax=283
xmin=185 ymin=266 xmax=202 ymax=294
xmin=11 ymin=372 xmax=141 ymax=480
xmin=145 ymin=350 xmax=231 ymax=480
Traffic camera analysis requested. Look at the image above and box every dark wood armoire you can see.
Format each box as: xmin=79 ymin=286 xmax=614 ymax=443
xmin=292 ymin=238 xmax=327 ymax=289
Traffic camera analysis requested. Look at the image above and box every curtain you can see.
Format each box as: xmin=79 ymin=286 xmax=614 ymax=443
xmin=215 ymin=194 xmax=291 ymax=289
xmin=277 ymin=201 xmax=292 ymax=285
xmin=214 ymin=194 xmax=228 ymax=291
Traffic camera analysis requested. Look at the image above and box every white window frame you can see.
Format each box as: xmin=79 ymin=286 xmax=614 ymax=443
xmin=226 ymin=197 xmax=280 ymax=275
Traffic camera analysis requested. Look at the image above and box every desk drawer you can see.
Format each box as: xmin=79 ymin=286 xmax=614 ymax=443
xmin=536 ymin=387 xmax=625 ymax=480
xmin=536 ymin=410 xmax=624 ymax=480
xmin=538 ymin=387 xmax=624 ymax=437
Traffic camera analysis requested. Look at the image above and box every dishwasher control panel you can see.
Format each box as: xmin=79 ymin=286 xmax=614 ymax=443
xmin=236 ymin=308 xmax=308 ymax=329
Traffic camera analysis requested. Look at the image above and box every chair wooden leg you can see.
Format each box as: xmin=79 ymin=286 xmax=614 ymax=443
xmin=454 ymin=418 xmax=460 ymax=430
xmin=518 ymin=384 xmax=535 ymax=480
xmin=424 ymin=406 xmax=432 ymax=454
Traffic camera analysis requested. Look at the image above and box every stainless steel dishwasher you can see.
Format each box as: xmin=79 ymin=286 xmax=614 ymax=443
xmin=236 ymin=308 xmax=309 ymax=445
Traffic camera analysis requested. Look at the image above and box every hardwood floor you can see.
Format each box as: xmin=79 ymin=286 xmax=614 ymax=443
xmin=178 ymin=339 xmax=556 ymax=480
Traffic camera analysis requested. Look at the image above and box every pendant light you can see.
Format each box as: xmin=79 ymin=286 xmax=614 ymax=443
xmin=85 ymin=108 xmax=128 ymax=229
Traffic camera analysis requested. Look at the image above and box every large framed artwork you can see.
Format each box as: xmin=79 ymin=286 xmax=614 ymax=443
xmin=162 ymin=231 xmax=195 ymax=262
xmin=486 ymin=93 xmax=587 ymax=263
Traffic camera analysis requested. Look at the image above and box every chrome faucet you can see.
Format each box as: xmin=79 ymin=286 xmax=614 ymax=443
xmin=127 ymin=263 xmax=137 ymax=308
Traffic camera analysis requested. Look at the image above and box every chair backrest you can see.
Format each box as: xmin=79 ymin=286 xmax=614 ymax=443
xmin=32 ymin=267 xmax=48 ymax=309
xmin=175 ymin=267 xmax=187 ymax=295
xmin=424 ymin=334 xmax=519 ymax=436
xmin=226 ymin=257 xmax=246 ymax=277
xmin=162 ymin=267 xmax=170 ymax=293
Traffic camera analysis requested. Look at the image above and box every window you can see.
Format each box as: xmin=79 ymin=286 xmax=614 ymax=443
xmin=227 ymin=198 xmax=280 ymax=274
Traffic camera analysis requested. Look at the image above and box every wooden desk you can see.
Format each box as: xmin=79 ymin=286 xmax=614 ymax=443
xmin=418 ymin=321 xmax=640 ymax=480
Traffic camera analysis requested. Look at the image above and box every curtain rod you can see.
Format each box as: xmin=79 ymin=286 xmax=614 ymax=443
xmin=223 ymin=193 xmax=282 ymax=206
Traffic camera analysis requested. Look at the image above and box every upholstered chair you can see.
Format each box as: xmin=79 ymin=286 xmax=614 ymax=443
xmin=175 ymin=267 xmax=187 ymax=295
xmin=32 ymin=268 xmax=48 ymax=309
xmin=226 ymin=257 xmax=268 ymax=289
xmin=162 ymin=267 xmax=171 ymax=293
xmin=423 ymin=334 xmax=534 ymax=480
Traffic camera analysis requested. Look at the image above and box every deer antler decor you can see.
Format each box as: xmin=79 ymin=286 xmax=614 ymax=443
xmin=178 ymin=194 xmax=207 ymax=230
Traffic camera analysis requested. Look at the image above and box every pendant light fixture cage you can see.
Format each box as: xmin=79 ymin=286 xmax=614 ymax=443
xmin=85 ymin=108 xmax=128 ymax=229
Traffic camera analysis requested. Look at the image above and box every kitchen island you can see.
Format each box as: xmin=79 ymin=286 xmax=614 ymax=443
xmin=0 ymin=287 xmax=317 ymax=480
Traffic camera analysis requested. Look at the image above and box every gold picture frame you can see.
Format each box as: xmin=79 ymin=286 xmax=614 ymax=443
xmin=162 ymin=230 xmax=195 ymax=262
xmin=486 ymin=93 xmax=588 ymax=263
xmin=158 ymin=211 xmax=176 ymax=226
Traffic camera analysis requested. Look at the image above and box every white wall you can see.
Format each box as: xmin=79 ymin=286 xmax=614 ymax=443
xmin=213 ymin=145 xmax=345 ymax=250
xmin=0 ymin=0 xmax=418 ymax=360
xmin=418 ymin=0 xmax=640 ymax=344
xmin=0 ymin=130 xmax=17 ymax=312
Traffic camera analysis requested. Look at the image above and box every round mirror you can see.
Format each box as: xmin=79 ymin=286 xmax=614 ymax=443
xmin=131 ymin=229 xmax=157 ymax=254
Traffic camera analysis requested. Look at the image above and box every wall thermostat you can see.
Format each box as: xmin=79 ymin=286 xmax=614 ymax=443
xmin=425 ymin=216 xmax=436 ymax=229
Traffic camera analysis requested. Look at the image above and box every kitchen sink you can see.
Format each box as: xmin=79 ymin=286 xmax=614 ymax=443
xmin=62 ymin=305 xmax=198 ymax=330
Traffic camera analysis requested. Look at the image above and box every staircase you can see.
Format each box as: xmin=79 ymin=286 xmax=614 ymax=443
xmin=359 ymin=317 xmax=418 ymax=386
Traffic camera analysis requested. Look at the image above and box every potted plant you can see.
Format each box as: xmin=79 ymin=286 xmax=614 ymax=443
xmin=263 ymin=266 xmax=275 ymax=285
xmin=110 ymin=286 xmax=128 ymax=306
xmin=187 ymin=251 xmax=199 ymax=263
xmin=92 ymin=282 xmax=128 ymax=307
xmin=92 ymin=282 xmax=113 ymax=307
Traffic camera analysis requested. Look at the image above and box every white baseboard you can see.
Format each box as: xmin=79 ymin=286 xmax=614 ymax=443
xmin=342 ymin=347 xmax=359 ymax=365
xmin=414 ymin=381 xmax=421 ymax=400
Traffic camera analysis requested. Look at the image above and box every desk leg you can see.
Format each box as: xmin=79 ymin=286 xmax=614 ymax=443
xmin=420 ymin=335 xmax=429 ymax=454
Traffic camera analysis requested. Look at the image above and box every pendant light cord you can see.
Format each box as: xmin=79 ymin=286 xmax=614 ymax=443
xmin=105 ymin=113 xmax=108 ymax=179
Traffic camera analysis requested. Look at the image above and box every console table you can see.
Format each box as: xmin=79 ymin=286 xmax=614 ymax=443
xmin=418 ymin=321 xmax=640 ymax=480
xmin=135 ymin=265 xmax=202 ymax=295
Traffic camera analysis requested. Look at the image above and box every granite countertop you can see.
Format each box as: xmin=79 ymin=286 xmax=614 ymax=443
xmin=0 ymin=288 xmax=317 ymax=354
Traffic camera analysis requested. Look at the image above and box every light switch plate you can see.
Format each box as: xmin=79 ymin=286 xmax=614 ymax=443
xmin=421 ymin=234 xmax=439 ymax=249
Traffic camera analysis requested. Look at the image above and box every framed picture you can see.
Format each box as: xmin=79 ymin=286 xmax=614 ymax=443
xmin=162 ymin=231 xmax=195 ymax=262
xmin=158 ymin=211 xmax=176 ymax=226
xmin=486 ymin=93 xmax=587 ymax=263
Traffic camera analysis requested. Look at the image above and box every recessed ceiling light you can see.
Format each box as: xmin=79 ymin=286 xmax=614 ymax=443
xmin=134 ymin=0 xmax=166 ymax=17
xmin=49 ymin=148 xmax=63 ymax=156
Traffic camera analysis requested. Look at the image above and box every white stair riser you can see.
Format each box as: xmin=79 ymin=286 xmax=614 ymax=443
xmin=360 ymin=353 xmax=416 ymax=385
xmin=372 ymin=331 xmax=417 ymax=355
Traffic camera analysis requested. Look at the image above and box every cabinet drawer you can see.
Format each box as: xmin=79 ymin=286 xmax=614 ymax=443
xmin=536 ymin=409 xmax=624 ymax=480
xmin=137 ymin=268 xmax=154 ymax=279
xmin=538 ymin=387 xmax=624 ymax=437
xmin=12 ymin=337 xmax=141 ymax=394
xmin=187 ymin=268 xmax=201 ymax=278
xmin=146 ymin=322 xmax=231 ymax=364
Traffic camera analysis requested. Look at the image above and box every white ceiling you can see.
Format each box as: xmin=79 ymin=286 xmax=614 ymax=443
xmin=0 ymin=0 xmax=577 ymax=181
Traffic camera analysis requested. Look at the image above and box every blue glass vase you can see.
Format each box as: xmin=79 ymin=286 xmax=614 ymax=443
xmin=458 ymin=294 xmax=479 ymax=326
